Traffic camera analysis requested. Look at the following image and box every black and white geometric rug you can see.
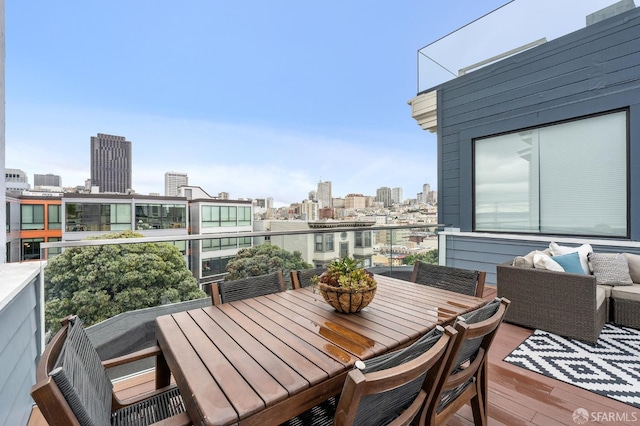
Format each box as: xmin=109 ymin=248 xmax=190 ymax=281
xmin=504 ymin=323 xmax=640 ymax=409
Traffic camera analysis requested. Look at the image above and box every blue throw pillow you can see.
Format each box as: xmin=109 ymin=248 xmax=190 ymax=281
xmin=552 ymin=252 xmax=585 ymax=274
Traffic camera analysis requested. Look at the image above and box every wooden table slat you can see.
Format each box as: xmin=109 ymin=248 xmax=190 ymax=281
xmin=238 ymin=297 xmax=349 ymax=376
xmin=256 ymin=294 xmax=380 ymax=358
xmin=174 ymin=310 xmax=270 ymax=421
xmin=285 ymin=288 xmax=427 ymax=340
xmin=195 ymin=307 xmax=301 ymax=406
xmin=218 ymin=302 xmax=331 ymax=387
xmin=155 ymin=314 xmax=239 ymax=426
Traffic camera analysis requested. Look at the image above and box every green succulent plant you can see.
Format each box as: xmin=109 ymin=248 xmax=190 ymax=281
xmin=312 ymin=256 xmax=376 ymax=290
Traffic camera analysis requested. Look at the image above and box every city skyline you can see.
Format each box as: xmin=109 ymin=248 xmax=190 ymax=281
xmin=5 ymin=1 xmax=516 ymax=206
xmin=7 ymin=1 xmax=606 ymax=206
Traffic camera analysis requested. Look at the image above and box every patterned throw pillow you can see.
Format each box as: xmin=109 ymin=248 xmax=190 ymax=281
xmin=588 ymin=253 xmax=633 ymax=286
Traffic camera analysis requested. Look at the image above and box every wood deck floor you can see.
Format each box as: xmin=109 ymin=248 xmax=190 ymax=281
xmin=29 ymin=286 xmax=639 ymax=426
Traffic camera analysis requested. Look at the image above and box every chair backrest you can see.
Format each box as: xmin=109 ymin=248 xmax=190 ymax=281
xmin=410 ymin=261 xmax=486 ymax=298
xmin=333 ymin=325 xmax=458 ymax=426
xmin=31 ymin=315 xmax=114 ymax=426
xmin=212 ymin=271 xmax=286 ymax=304
xmin=291 ymin=267 xmax=327 ymax=289
xmin=423 ymin=298 xmax=510 ymax=425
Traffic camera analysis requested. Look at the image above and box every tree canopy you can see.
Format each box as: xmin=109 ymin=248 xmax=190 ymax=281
xmin=402 ymin=249 xmax=439 ymax=266
xmin=44 ymin=231 xmax=205 ymax=333
xmin=225 ymin=244 xmax=312 ymax=281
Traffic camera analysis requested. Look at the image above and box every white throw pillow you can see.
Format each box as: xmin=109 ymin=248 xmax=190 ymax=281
xmin=549 ymin=242 xmax=592 ymax=274
xmin=533 ymin=252 xmax=564 ymax=272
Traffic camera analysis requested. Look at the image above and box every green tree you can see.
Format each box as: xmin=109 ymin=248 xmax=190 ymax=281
xmin=44 ymin=230 xmax=205 ymax=333
xmin=403 ymin=249 xmax=439 ymax=266
xmin=225 ymin=244 xmax=312 ymax=281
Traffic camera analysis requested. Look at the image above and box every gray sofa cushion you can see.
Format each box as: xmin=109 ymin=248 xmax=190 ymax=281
xmin=611 ymin=284 xmax=640 ymax=302
xmin=625 ymin=253 xmax=640 ymax=283
xmin=598 ymin=284 xmax=613 ymax=299
xmin=588 ymin=253 xmax=633 ymax=286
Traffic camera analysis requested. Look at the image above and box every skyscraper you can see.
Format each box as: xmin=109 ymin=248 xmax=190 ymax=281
xmin=376 ymin=186 xmax=392 ymax=208
xmin=34 ymin=173 xmax=62 ymax=187
xmin=164 ymin=171 xmax=188 ymax=196
xmin=391 ymin=187 xmax=403 ymax=205
xmin=90 ymin=133 xmax=132 ymax=194
xmin=317 ymin=180 xmax=332 ymax=209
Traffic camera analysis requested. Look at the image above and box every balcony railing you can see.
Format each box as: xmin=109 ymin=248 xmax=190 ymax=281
xmin=417 ymin=0 xmax=625 ymax=93
xmin=0 ymin=223 xmax=441 ymax=425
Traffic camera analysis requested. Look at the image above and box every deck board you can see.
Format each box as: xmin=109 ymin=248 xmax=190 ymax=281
xmin=28 ymin=285 xmax=639 ymax=425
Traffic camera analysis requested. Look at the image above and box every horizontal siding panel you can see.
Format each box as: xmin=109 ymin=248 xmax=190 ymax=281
xmin=0 ymin=280 xmax=39 ymax=426
xmin=444 ymin=234 xmax=640 ymax=285
xmin=441 ymin=26 xmax=640 ymax=126
xmin=0 ymin=283 xmax=36 ymax=355
xmin=0 ymin=313 xmax=38 ymax=394
xmin=443 ymin=16 xmax=640 ymax=107
xmin=438 ymin=8 xmax=640 ymax=231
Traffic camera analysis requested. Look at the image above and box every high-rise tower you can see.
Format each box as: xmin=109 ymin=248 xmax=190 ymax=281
xmin=165 ymin=171 xmax=188 ymax=196
xmin=376 ymin=186 xmax=392 ymax=208
xmin=90 ymin=133 xmax=132 ymax=194
xmin=317 ymin=180 xmax=332 ymax=209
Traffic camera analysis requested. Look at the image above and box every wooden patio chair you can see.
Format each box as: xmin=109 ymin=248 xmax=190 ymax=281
xmin=291 ymin=266 xmax=326 ymax=289
xmin=284 ymin=325 xmax=458 ymax=426
xmin=422 ymin=298 xmax=510 ymax=426
xmin=211 ymin=270 xmax=286 ymax=304
xmin=30 ymin=315 xmax=190 ymax=426
xmin=410 ymin=261 xmax=486 ymax=298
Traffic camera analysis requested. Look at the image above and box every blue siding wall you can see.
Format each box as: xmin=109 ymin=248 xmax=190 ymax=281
xmin=435 ymin=7 xmax=640 ymax=239
xmin=0 ymin=276 xmax=41 ymax=426
xmin=443 ymin=233 xmax=640 ymax=285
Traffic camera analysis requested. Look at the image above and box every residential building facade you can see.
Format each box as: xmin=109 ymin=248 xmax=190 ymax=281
xmin=410 ymin=2 xmax=640 ymax=283
xmin=255 ymin=220 xmax=375 ymax=268
xmin=189 ymin=197 xmax=253 ymax=286
xmin=19 ymin=196 xmax=62 ymax=261
xmin=5 ymin=168 xmax=30 ymax=194
xmin=300 ymin=199 xmax=319 ymax=221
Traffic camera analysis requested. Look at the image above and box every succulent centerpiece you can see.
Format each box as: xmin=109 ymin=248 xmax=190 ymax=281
xmin=312 ymin=256 xmax=377 ymax=313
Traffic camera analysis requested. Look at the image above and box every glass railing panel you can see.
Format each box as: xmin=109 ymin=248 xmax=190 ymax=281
xmin=417 ymin=0 xmax=625 ymax=93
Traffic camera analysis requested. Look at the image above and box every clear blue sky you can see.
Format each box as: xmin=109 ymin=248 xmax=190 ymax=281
xmin=6 ymin=1 xmax=608 ymax=206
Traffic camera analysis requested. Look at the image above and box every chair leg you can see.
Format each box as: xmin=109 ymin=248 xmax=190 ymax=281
xmin=470 ymin=390 xmax=486 ymax=426
xmin=470 ymin=361 xmax=488 ymax=426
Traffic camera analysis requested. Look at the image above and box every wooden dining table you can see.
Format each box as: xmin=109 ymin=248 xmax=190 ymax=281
xmin=154 ymin=274 xmax=487 ymax=426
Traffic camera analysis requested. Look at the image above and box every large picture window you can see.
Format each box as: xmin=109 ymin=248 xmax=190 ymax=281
xmin=474 ymin=110 xmax=627 ymax=237
xmin=202 ymin=205 xmax=250 ymax=228
xmin=135 ymin=203 xmax=186 ymax=229
xmin=66 ymin=203 xmax=132 ymax=232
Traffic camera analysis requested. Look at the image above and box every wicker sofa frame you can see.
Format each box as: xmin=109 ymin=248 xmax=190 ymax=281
xmin=496 ymin=262 xmax=607 ymax=343
xmin=613 ymin=297 xmax=640 ymax=329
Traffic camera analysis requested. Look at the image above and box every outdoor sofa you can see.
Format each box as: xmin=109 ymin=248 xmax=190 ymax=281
xmin=497 ymin=243 xmax=640 ymax=343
